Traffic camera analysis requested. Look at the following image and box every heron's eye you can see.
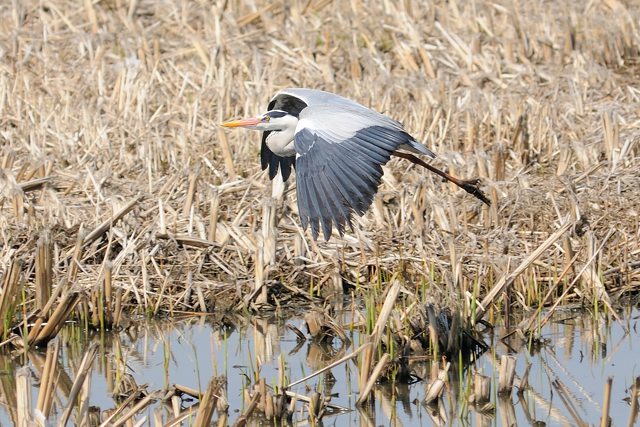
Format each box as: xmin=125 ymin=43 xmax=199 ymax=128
xmin=262 ymin=115 xmax=270 ymax=122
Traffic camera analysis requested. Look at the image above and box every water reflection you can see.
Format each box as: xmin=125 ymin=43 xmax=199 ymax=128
xmin=0 ymin=305 xmax=638 ymax=425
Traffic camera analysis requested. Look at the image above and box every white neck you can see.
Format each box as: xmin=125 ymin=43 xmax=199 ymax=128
xmin=266 ymin=127 xmax=296 ymax=157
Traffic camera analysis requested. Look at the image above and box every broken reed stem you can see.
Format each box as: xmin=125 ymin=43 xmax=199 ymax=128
xmin=474 ymin=220 xmax=573 ymax=324
xmin=59 ymin=343 xmax=98 ymax=427
xmin=26 ymin=283 xmax=65 ymax=343
xmin=110 ymin=391 xmax=161 ymax=427
xmin=98 ymin=391 xmax=143 ymax=427
xmin=600 ymin=377 xmax=612 ymax=427
xmin=82 ymin=196 xmax=141 ymax=248
xmin=356 ymin=353 xmax=390 ymax=405
xmin=156 ymin=232 xmax=219 ymax=248
xmin=163 ymin=406 xmax=197 ymax=427
xmin=233 ymin=391 xmax=261 ymax=427
xmin=36 ymin=232 xmax=53 ymax=312
xmin=284 ymin=390 xmax=349 ymax=412
xmin=288 ymin=342 xmax=372 ymax=388
xmin=33 ymin=292 xmax=80 ymax=345
xmin=193 ymin=377 xmax=221 ymax=427
xmin=19 ymin=176 xmax=51 ymax=192
xmin=425 ymin=362 xmax=450 ymax=404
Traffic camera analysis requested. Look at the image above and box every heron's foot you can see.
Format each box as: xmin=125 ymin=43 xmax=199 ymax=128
xmin=458 ymin=179 xmax=491 ymax=206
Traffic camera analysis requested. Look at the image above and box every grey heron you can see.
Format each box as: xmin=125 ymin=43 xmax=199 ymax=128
xmin=222 ymin=88 xmax=490 ymax=240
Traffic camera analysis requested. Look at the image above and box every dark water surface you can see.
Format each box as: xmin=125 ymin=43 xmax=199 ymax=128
xmin=0 ymin=306 xmax=638 ymax=426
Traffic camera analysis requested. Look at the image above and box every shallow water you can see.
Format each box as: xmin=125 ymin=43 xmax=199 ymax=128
xmin=0 ymin=305 xmax=638 ymax=426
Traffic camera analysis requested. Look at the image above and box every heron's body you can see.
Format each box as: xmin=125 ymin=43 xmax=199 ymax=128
xmin=222 ymin=88 xmax=489 ymax=240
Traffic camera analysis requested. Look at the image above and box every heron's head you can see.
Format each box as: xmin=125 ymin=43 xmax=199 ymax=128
xmin=221 ymin=110 xmax=297 ymax=131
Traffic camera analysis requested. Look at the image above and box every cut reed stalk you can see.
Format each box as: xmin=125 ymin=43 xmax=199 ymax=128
xmin=0 ymin=258 xmax=22 ymax=338
xmin=193 ymin=377 xmax=221 ymax=427
xmin=425 ymin=362 xmax=450 ymax=404
xmin=35 ymin=232 xmax=53 ymax=312
xmin=600 ymin=377 xmax=613 ymax=427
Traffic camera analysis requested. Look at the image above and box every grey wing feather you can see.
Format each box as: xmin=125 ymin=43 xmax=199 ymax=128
xmin=293 ymin=104 xmax=427 ymax=240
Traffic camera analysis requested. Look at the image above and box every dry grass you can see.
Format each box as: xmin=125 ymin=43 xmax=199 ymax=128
xmin=1 ymin=0 xmax=639 ymax=328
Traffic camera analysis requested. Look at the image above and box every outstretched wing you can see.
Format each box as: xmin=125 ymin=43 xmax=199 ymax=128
xmin=294 ymin=104 xmax=419 ymax=240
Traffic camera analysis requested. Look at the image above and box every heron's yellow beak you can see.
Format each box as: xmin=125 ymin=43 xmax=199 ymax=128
xmin=220 ymin=117 xmax=261 ymax=128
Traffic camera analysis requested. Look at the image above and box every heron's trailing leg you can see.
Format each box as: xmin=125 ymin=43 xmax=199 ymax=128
xmin=392 ymin=151 xmax=491 ymax=206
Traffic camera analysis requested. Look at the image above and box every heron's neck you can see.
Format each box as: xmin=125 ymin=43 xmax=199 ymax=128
xmin=265 ymin=127 xmax=296 ymax=157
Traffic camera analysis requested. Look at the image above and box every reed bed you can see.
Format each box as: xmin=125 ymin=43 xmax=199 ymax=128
xmin=1 ymin=0 xmax=640 ymax=423
xmin=1 ymin=0 xmax=638 ymax=322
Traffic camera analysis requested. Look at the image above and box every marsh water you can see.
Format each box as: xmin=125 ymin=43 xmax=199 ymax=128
xmin=0 ymin=305 xmax=638 ymax=426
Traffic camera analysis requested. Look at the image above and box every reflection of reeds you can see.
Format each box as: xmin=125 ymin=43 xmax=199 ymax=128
xmin=35 ymin=340 xmax=61 ymax=419
xmin=628 ymin=377 xmax=640 ymax=427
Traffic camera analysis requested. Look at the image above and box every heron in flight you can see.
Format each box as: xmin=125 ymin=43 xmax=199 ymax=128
xmin=222 ymin=88 xmax=489 ymax=240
